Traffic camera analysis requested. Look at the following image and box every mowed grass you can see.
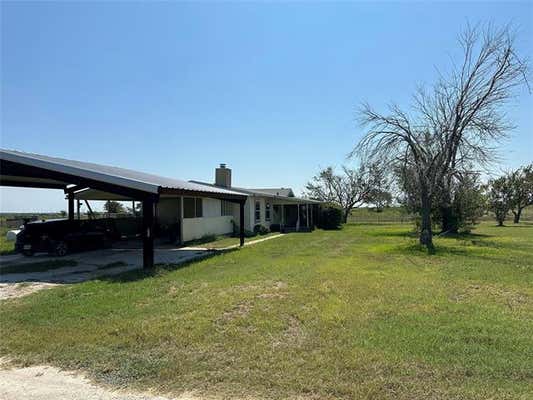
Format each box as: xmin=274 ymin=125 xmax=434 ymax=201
xmin=0 ymin=227 xmax=16 ymax=255
xmin=0 ymin=223 xmax=532 ymax=399
xmin=184 ymin=232 xmax=279 ymax=249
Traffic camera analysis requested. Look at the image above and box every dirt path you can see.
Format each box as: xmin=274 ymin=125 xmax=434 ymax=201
xmin=0 ymin=362 xmax=198 ymax=400
xmin=0 ymin=282 xmax=59 ymax=301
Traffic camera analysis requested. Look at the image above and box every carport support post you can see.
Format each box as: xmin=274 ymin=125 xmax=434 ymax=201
xmin=142 ymin=198 xmax=155 ymax=269
xmin=239 ymin=200 xmax=245 ymax=247
xmin=67 ymin=193 xmax=74 ymax=221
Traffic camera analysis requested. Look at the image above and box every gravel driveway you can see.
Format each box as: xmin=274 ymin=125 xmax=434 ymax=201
xmin=0 ymin=362 xmax=197 ymax=400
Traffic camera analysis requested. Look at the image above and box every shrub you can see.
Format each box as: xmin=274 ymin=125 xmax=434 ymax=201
xmin=254 ymin=224 xmax=270 ymax=235
xmin=269 ymin=223 xmax=281 ymax=232
xmin=318 ymin=205 xmax=342 ymax=230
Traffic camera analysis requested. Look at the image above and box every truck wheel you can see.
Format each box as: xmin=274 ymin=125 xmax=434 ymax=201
xmin=55 ymin=241 xmax=68 ymax=257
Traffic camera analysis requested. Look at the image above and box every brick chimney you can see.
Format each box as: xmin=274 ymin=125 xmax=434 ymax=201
xmin=215 ymin=163 xmax=231 ymax=187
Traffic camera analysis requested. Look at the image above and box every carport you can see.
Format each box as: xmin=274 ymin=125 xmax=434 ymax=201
xmin=0 ymin=149 xmax=248 ymax=268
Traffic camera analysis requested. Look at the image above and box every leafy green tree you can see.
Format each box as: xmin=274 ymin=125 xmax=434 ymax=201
xmin=435 ymin=173 xmax=486 ymax=232
xmin=104 ymin=200 xmax=125 ymax=214
xmin=508 ymin=164 xmax=533 ymax=223
xmin=487 ymin=176 xmax=513 ymax=226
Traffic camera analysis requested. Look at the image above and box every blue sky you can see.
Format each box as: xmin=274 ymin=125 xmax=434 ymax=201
xmin=1 ymin=1 xmax=532 ymax=212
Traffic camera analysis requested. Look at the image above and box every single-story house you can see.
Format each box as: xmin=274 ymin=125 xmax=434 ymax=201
xmin=75 ymin=163 xmax=320 ymax=242
xmin=0 ymin=149 xmax=320 ymax=267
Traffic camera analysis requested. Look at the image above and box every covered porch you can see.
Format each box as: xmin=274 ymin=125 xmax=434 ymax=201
xmin=272 ymin=201 xmax=319 ymax=232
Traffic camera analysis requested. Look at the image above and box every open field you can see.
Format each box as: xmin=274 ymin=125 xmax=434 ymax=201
xmin=0 ymin=222 xmax=532 ymax=399
xmin=348 ymin=206 xmax=533 ymax=225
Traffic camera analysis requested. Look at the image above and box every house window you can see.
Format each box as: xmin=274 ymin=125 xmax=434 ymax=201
xmin=221 ymin=200 xmax=233 ymax=216
xmin=255 ymin=200 xmax=261 ymax=223
xmin=184 ymin=197 xmax=203 ymax=218
xmin=195 ymin=198 xmax=203 ymax=217
xmin=265 ymin=201 xmax=271 ymax=221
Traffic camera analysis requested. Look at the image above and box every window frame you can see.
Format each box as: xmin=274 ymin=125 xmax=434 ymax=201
xmin=265 ymin=201 xmax=271 ymax=222
xmin=183 ymin=197 xmax=203 ymax=219
xmin=221 ymin=200 xmax=233 ymax=216
xmin=255 ymin=200 xmax=261 ymax=223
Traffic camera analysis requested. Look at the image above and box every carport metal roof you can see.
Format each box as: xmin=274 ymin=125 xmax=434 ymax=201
xmin=0 ymin=149 xmax=247 ymax=201
xmin=0 ymin=148 xmax=248 ymax=269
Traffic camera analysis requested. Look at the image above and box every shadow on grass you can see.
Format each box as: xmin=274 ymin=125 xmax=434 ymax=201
xmin=101 ymin=248 xmax=240 ymax=284
xmin=394 ymin=243 xmax=472 ymax=257
xmin=366 ymin=230 xmax=419 ymax=238
xmin=0 ymin=259 xmax=78 ymax=274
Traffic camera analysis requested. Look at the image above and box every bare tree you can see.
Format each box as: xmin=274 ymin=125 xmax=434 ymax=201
xmin=355 ymin=24 xmax=529 ymax=251
xmin=305 ymin=163 xmax=384 ymax=223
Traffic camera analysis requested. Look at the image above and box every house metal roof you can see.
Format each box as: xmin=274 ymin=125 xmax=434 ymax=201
xmin=0 ymin=149 xmax=246 ymax=199
xmin=248 ymin=188 xmax=294 ymax=197
xmin=189 ymin=181 xmax=321 ymax=204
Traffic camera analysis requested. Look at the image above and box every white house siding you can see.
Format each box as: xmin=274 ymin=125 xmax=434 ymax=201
xmin=182 ymin=216 xmax=233 ymax=242
xmin=181 ymin=197 xmax=233 ymax=242
xmin=244 ymin=196 xmax=274 ymax=231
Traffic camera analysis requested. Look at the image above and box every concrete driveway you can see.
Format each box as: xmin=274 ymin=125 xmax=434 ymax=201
xmin=0 ymin=246 xmax=213 ymax=300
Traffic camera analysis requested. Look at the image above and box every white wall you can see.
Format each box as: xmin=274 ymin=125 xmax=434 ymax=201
xmin=157 ymin=195 xmax=281 ymax=242
xmin=181 ymin=197 xmax=234 ymax=242
xmin=245 ymin=196 xmax=274 ymax=231
xmin=182 ymin=216 xmax=233 ymax=242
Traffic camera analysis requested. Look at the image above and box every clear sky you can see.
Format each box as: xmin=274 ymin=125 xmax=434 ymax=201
xmin=1 ymin=1 xmax=532 ymax=212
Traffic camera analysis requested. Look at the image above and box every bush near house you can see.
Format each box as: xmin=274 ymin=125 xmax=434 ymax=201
xmin=317 ymin=204 xmax=343 ymax=229
xmin=269 ymin=223 xmax=281 ymax=232
xmin=253 ymin=224 xmax=270 ymax=235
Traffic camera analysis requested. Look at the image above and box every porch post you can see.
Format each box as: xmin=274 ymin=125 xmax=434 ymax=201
xmin=77 ymin=199 xmax=81 ymax=220
xmin=296 ymin=204 xmax=300 ymax=231
xmin=239 ymin=200 xmax=245 ymax=247
xmin=306 ymin=204 xmax=309 ymax=228
xmin=68 ymin=193 xmax=74 ymax=221
xmin=142 ymin=197 xmax=155 ymax=269
xmin=179 ymin=196 xmax=184 ymax=245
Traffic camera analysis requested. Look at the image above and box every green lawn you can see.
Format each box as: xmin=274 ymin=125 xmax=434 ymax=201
xmin=0 ymin=227 xmax=16 ymax=255
xmin=1 ymin=223 xmax=532 ymax=399
xmin=184 ymin=232 xmax=280 ymax=249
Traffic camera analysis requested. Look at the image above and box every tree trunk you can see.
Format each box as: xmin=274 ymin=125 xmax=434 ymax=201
xmin=439 ymin=181 xmax=458 ymax=234
xmin=496 ymin=211 xmax=505 ymax=226
xmin=419 ymin=191 xmax=434 ymax=253
xmin=342 ymin=209 xmax=350 ymax=224
xmin=513 ymin=209 xmax=522 ymax=224
xmin=440 ymin=204 xmax=459 ymax=234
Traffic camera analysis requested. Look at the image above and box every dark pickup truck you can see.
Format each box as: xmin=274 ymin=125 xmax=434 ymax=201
xmin=15 ymin=218 xmax=119 ymax=256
